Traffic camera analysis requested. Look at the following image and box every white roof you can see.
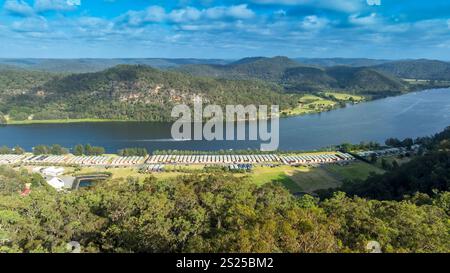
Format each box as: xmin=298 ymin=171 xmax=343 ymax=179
xmin=47 ymin=177 xmax=65 ymax=190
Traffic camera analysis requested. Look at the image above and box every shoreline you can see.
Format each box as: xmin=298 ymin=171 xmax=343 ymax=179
xmin=3 ymin=87 xmax=448 ymax=126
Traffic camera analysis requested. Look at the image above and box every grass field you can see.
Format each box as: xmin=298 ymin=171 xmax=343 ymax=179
xmin=323 ymin=92 xmax=365 ymax=102
xmin=286 ymin=167 xmax=341 ymax=193
xmin=58 ymin=160 xmax=384 ymax=194
xmin=324 ymin=162 xmax=385 ymax=181
xmin=250 ymin=165 xmax=337 ymax=193
xmin=250 ymin=162 xmax=384 ymax=193
xmin=282 ymin=92 xmax=367 ymax=117
xmin=283 ymin=95 xmax=337 ymax=116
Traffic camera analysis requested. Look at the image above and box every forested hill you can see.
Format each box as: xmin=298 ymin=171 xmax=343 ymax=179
xmin=295 ymin=57 xmax=390 ymax=67
xmin=175 ymin=56 xmax=410 ymax=94
xmin=373 ymin=59 xmax=450 ymax=81
xmin=0 ymin=65 xmax=297 ymax=122
xmin=1 ymin=57 xmax=449 ymax=123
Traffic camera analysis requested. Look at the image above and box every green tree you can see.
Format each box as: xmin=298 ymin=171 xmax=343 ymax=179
xmin=73 ymin=144 xmax=84 ymax=156
xmin=12 ymin=146 xmax=25 ymax=155
xmin=33 ymin=145 xmax=49 ymax=155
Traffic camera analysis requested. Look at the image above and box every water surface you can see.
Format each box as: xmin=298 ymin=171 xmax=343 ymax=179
xmin=1 ymin=88 xmax=449 ymax=152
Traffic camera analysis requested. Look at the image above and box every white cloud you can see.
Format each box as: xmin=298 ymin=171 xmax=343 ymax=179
xmin=34 ymin=0 xmax=81 ymax=12
xmin=120 ymin=4 xmax=255 ymax=27
xmin=300 ymin=15 xmax=329 ymax=30
xmin=67 ymin=0 xmax=81 ymax=6
xmin=168 ymin=7 xmax=202 ymax=23
xmin=349 ymin=13 xmax=379 ymax=26
xmin=252 ymin=0 xmax=363 ymax=13
xmin=143 ymin=6 xmax=166 ymax=23
xmin=12 ymin=16 xmax=48 ymax=32
xmin=3 ymin=0 xmax=35 ymax=17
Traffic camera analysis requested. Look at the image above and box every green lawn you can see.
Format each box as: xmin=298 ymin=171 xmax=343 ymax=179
xmin=250 ymin=162 xmax=385 ymax=193
xmin=324 ymin=162 xmax=385 ymax=181
xmin=323 ymin=92 xmax=365 ymax=102
xmin=286 ymin=167 xmax=341 ymax=193
xmin=64 ymin=161 xmax=385 ymax=194
xmin=250 ymin=165 xmax=339 ymax=193
xmin=282 ymin=94 xmax=337 ymax=116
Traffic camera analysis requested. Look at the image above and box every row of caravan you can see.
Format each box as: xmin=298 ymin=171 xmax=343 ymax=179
xmin=146 ymin=154 xmax=281 ymax=164
xmin=0 ymin=152 xmax=355 ymax=167
xmin=146 ymin=152 xmax=355 ymax=165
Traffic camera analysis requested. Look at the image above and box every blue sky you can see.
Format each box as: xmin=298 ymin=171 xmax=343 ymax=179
xmin=0 ymin=0 xmax=450 ymax=59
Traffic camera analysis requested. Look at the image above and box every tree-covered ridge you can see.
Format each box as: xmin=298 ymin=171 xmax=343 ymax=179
xmin=374 ymin=59 xmax=450 ymax=81
xmin=0 ymin=65 xmax=298 ymax=122
xmin=0 ymin=68 xmax=60 ymax=97
xmin=175 ymin=56 xmax=411 ymax=94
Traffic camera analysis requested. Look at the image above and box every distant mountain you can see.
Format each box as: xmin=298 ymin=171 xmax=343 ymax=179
xmin=176 ymin=56 xmax=302 ymax=81
xmin=0 ymin=65 xmax=298 ymax=122
xmin=372 ymin=59 xmax=450 ymax=80
xmin=176 ymin=56 xmax=409 ymax=94
xmin=0 ymin=58 xmax=232 ymax=73
xmin=295 ymin=58 xmax=390 ymax=67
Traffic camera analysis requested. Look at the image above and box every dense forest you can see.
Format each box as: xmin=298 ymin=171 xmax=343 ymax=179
xmin=175 ymin=56 xmax=411 ymax=94
xmin=0 ymin=127 xmax=448 ymax=253
xmin=0 ymin=65 xmax=297 ymax=122
xmin=0 ymin=168 xmax=448 ymax=253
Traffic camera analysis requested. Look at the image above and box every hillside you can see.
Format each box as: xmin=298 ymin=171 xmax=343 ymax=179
xmin=177 ymin=56 xmax=410 ymax=94
xmin=176 ymin=56 xmax=302 ymax=81
xmin=0 ymin=65 xmax=298 ymax=122
xmin=295 ymin=57 xmax=390 ymax=67
xmin=0 ymin=68 xmax=61 ymax=97
xmin=373 ymin=59 xmax=450 ymax=80
xmin=0 ymin=58 xmax=231 ymax=73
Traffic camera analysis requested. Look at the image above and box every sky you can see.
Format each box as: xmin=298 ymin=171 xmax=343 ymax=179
xmin=0 ymin=0 xmax=449 ymax=59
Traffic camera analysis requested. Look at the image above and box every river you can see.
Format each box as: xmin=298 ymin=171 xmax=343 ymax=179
xmin=1 ymin=88 xmax=449 ymax=153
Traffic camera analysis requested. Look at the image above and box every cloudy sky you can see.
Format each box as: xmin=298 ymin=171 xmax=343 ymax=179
xmin=1 ymin=0 xmax=450 ymax=59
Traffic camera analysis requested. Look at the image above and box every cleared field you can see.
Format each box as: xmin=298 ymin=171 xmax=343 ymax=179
xmin=250 ymin=165 xmax=339 ymax=193
xmin=286 ymin=167 xmax=341 ymax=193
xmin=59 ymin=160 xmax=383 ymax=194
xmin=283 ymin=95 xmax=337 ymax=116
xmin=250 ymin=162 xmax=384 ymax=193
xmin=250 ymin=166 xmax=301 ymax=191
xmin=324 ymin=162 xmax=384 ymax=181
xmin=323 ymin=92 xmax=365 ymax=102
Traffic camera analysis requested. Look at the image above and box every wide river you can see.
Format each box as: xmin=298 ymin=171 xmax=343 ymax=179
xmin=1 ymin=88 xmax=449 ymax=153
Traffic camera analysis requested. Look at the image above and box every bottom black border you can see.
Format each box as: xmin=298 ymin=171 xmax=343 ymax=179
xmin=0 ymin=253 xmax=445 ymax=272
